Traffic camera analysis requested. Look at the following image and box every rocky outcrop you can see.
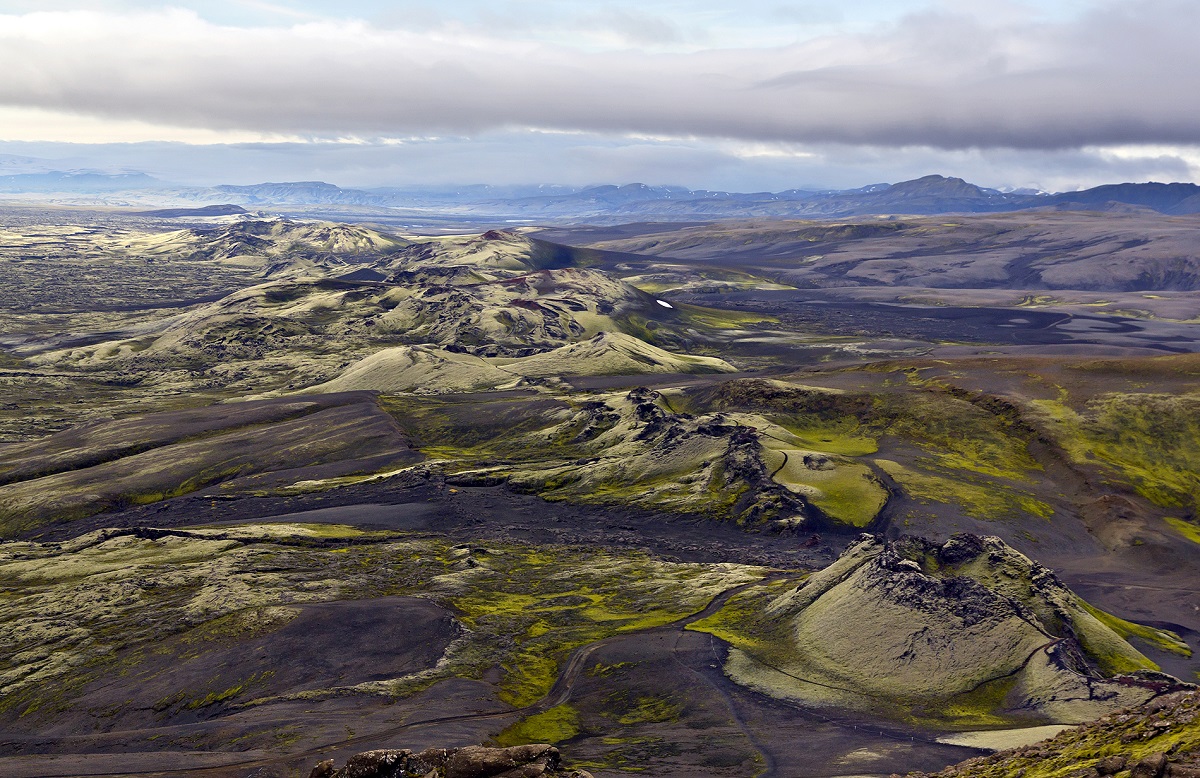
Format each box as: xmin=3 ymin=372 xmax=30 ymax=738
xmin=901 ymin=690 xmax=1200 ymax=778
xmin=490 ymin=386 xmax=812 ymax=526
xmin=305 ymin=744 xmax=593 ymax=778
xmin=723 ymin=534 xmax=1191 ymax=724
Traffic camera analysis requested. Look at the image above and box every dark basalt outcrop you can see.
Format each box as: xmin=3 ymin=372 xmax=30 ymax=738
xmin=622 ymin=387 xmax=811 ymax=525
xmin=305 ymin=744 xmax=593 ymax=778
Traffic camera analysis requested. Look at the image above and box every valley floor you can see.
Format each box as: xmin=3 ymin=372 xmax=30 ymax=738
xmin=3 ymin=206 xmax=1200 ymax=777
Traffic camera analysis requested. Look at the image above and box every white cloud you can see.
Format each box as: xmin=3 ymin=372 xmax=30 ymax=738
xmin=0 ymin=105 xmax=304 ymax=143
xmin=0 ymin=2 xmax=1196 ymax=151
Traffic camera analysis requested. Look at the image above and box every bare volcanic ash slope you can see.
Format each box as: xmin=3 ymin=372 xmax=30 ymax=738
xmin=690 ymin=534 xmax=1191 ymax=728
xmin=0 ymin=393 xmax=422 ymax=536
xmin=577 ymin=212 xmax=1200 ymax=293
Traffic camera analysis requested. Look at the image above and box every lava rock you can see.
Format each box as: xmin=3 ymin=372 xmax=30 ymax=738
xmin=1132 ymin=753 xmax=1169 ymax=778
xmin=308 ymin=744 xmax=593 ymax=778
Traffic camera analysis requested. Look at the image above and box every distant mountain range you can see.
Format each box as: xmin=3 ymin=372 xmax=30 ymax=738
xmin=159 ymin=175 xmax=1200 ymax=219
xmin=4 ymin=166 xmax=1200 ymax=220
xmin=0 ymin=171 xmax=162 ymax=193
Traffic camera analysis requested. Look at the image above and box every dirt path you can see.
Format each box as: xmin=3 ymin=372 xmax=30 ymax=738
xmin=670 ymin=629 xmax=779 ymax=778
xmin=23 ymin=576 xmax=788 ymax=778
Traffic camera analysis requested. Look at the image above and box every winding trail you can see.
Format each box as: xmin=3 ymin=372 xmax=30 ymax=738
xmin=669 ymin=629 xmax=779 ymax=778
xmin=31 ymin=575 xmax=789 ymax=778
xmin=19 ymin=569 xmax=1039 ymax=778
xmin=768 ymin=450 xmax=790 ymax=480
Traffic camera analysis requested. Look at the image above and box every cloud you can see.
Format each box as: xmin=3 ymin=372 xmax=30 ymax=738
xmin=576 ymin=7 xmax=685 ymax=46
xmin=3 ymin=132 xmax=1195 ymax=192
xmin=0 ymin=2 xmax=1196 ymax=151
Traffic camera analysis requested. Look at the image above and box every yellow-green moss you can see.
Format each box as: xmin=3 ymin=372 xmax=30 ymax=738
xmin=675 ymin=302 xmax=778 ymax=330
xmin=1033 ymin=393 xmax=1200 ymax=513
xmin=884 ymin=394 xmax=1043 ymax=483
xmin=493 ymin=704 xmax=581 ymax=746
xmin=447 ymin=547 xmax=763 ymax=707
xmin=801 ymin=465 xmax=888 ymax=528
xmin=184 ymin=672 xmax=273 ymax=709
xmin=1166 ymin=517 xmax=1200 ymax=545
xmin=685 ymin=578 xmax=801 ymax=668
xmin=1080 ymin=601 xmax=1191 ymax=659
xmin=774 ymin=419 xmax=880 ymax=457
xmin=925 ymin=695 xmax=1200 ymax=778
xmin=587 ymin=661 xmax=634 ymax=678
xmin=875 ymin=459 xmax=1054 ymax=520
xmin=0 ymin=521 xmax=766 ymax=729
xmin=918 ymin=674 xmax=1022 ymax=729
xmin=614 ymin=696 xmax=683 ymax=725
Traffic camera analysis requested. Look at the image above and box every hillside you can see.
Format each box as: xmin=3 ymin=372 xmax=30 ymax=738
xmin=689 ymin=534 xmax=1190 ymax=727
xmin=575 ymin=211 xmax=1200 ymax=293
xmin=12 ymin=171 xmax=1200 ymax=222
xmin=907 ymin=689 xmax=1200 ymax=778
xmin=317 ymin=332 xmax=735 ymax=394
xmin=2 ymin=204 xmax=1200 ymax=778
xmin=22 ymin=228 xmax=736 ymax=399
xmin=187 ymin=176 xmax=1200 ymax=221
xmin=124 ymin=218 xmax=411 ymax=277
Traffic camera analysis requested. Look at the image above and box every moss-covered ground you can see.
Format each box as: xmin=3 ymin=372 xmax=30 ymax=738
xmin=686 ymin=548 xmax=1180 ymax=729
xmin=1032 ymin=392 xmax=1200 ymax=513
xmin=370 ymin=361 xmax=1200 ymax=536
xmin=875 ymin=459 xmax=1054 ymax=520
xmin=0 ymin=523 xmax=763 ymax=726
xmin=696 ymin=375 xmax=1056 ymax=525
xmin=494 ymin=704 xmax=582 ymax=746
xmin=1079 ymin=601 xmax=1192 ymax=661
xmin=443 ymin=545 xmax=762 ymax=706
xmin=685 ymin=578 xmax=804 ymax=670
xmin=909 ymin=691 xmax=1200 ymax=778
xmin=381 ymin=391 xmax=790 ymax=525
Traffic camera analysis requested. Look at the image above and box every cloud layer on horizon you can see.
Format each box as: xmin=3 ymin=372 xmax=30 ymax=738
xmin=0 ymin=1 xmax=1198 ymax=151
xmin=3 ymin=133 xmax=1195 ymax=193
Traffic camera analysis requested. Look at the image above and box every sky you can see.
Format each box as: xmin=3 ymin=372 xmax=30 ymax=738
xmin=0 ymin=0 xmax=1198 ymax=191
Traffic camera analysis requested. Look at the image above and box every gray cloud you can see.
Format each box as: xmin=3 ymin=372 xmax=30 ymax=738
xmin=0 ymin=2 xmax=1197 ymax=151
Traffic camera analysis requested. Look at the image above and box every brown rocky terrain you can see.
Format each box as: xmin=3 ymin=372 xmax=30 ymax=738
xmin=303 ymin=744 xmax=591 ymax=778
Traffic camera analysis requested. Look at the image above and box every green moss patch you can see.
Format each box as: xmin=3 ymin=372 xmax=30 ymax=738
xmin=0 ymin=526 xmax=763 ymax=728
xmin=674 ymin=302 xmax=778 ymax=330
xmin=685 ymin=578 xmax=801 ymax=665
xmin=922 ymin=674 xmax=1022 ymax=729
xmin=875 ymin=459 xmax=1053 ymax=520
xmin=911 ymin=692 xmax=1200 ymax=778
xmin=614 ymin=696 xmax=684 ymax=726
xmin=773 ymin=418 xmax=879 ymax=457
xmin=1166 ymin=517 xmax=1200 ymax=545
xmin=494 ymin=704 xmax=581 ymax=747
xmin=1080 ymin=601 xmax=1191 ymax=659
xmin=448 ymin=547 xmax=763 ymax=706
xmin=1033 ymin=393 xmax=1200 ymax=513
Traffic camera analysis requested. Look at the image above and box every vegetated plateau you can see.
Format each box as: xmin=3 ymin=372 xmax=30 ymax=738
xmin=1 ymin=195 xmax=1199 ymax=778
